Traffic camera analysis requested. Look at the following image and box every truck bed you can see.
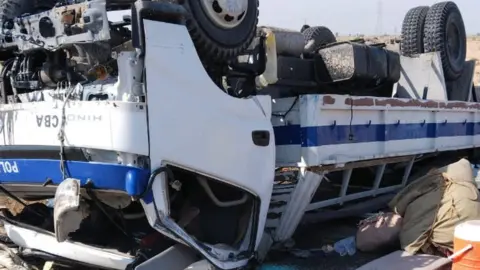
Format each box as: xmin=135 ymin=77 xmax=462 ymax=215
xmin=273 ymin=94 xmax=480 ymax=167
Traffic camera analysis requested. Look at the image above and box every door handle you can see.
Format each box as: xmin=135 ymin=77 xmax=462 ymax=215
xmin=252 ymin=130 xmax=270 ymax=146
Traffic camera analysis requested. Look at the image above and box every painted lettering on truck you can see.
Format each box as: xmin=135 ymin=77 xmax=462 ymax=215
xmin=0 ymin=161 xmax=19 ymax=173
xmin=36 ymin=114 xmax=102 ymax=128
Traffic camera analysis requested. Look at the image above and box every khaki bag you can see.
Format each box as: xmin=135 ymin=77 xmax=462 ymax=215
xmin=389 ymin=158 xmax=480 ymax=254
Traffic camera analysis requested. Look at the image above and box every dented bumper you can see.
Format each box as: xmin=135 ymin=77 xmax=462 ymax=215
xmin=3 ymin=222 xmax=135 ymax=269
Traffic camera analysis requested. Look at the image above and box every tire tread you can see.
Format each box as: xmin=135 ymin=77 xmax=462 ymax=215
xmin=400 ymin=6 xmax=429 ymax=56
xmin=182 ymin=0 xmax=259 ymax=63
xmin=423 ymin=1 xmax=466 ymax=80
xmin=302 ymin=26 xmax=336 ymax=52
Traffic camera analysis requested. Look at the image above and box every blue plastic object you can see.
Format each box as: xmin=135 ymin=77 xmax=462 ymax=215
xmin=333 ymin=236 xmax=356 ymax=256
xmin=0 ymin=159 xmax=150 ymax=196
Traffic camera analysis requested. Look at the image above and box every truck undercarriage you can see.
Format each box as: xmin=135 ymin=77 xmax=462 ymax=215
xmin=0 ymin=0 xmax=475 ymax=269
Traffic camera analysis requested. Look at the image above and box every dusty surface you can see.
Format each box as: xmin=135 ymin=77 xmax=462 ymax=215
xmin=262 ymin=217 xmax=392 ymax=270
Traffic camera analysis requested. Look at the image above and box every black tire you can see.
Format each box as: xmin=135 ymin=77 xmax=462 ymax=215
xmin=300 ymin=24 xmax=310 ymax=33
xmin=424 ymin=1 xmax=467 ymax=81
xmin=400 ymin=6 xmax=429 ymax=56
xmin=181 ymin=0 xmax=259 ymax=63
xmin=302 ymin=26 xmax=336 ymax=52
xmin=472 ymin=83 xmax=477 ymax=102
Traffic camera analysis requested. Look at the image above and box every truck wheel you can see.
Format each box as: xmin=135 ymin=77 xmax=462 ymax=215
xmin=302 ymin=26 xmax=336 ymax=53
xmin=400 ymin=6 xmax=429 ymax=56
xmin=424 ymin=1 xmax=466 ymax=81
xmin=182 ymin=0 xmax=258 ymax=63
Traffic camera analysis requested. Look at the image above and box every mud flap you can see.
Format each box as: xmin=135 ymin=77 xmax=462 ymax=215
xmin=54 ymin=178 xmax=83 ymax=242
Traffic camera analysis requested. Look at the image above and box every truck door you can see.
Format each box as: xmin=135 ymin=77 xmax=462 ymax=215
xmin=132 ymin=4 xmax=275 ymax=268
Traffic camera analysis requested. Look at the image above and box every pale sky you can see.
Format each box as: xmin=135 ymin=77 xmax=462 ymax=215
xmin=108 ymin=0 xmax=480 ymax=35
xmin=257 ymin=0 xmax=480 ymax=35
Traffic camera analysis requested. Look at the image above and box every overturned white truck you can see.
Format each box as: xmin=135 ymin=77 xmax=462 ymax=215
xmin=0 ymin=0 xmax=475 ymax=269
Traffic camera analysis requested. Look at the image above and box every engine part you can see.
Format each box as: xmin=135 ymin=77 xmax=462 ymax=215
xmin=423 ymin=1 xmax=466 ymax=81
xmin=302 ymin=26 xmax=337 ymax=53
xmin=10 ymin=55 xmax=43 ymax=90
xmin=0 ymin=0 xmax=111 ymax=52
xmin=180 ymin=0 xmax=259 ymax=63
xmin=0 ymin=0 xmax=120 ymax=96
xmin=8 ymin=51 xmax=72 ymax=91
xmin=70 ymin=43 xmax=112 ymax=74
xmin=0 ymin=0 xmax=56 ymax=26
xmin=39 ymin=62 xmax=68 ymax=87
xmin=400 ymin=6 xmax=429 ymax=56
xmin=261 ymin=27 xmax=305 ymax=57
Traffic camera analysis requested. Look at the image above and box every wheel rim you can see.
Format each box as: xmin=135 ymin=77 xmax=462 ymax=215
xmin=200 ymin=0 xmax=248 ymax=29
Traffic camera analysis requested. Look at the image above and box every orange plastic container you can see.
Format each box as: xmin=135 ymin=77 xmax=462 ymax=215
xmin=453 ymin=220 xmax=480 ymax=269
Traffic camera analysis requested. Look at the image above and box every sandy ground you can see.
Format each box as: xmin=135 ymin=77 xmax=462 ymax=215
xmin=466 ymin=37 xmax=480 ymax=84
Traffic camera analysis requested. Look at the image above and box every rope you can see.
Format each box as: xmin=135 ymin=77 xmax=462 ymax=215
xmin=57 ymin=82 xmax=75 ymax=180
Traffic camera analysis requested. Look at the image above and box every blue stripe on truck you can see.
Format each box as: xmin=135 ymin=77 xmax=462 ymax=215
xmin=0 ymin=159 xmax=152 ymax=200
xmin=274 ymin=122 xmax=478 ymax=147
